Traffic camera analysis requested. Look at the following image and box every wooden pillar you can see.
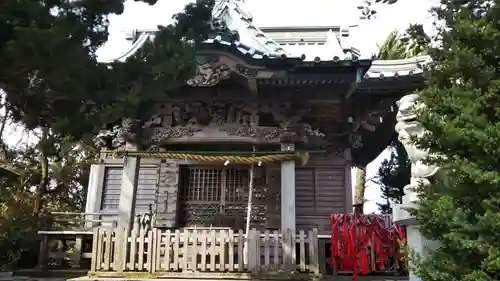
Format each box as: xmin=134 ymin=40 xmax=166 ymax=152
xmin=280 ymin=143 xmax=296 ymax=234
xmin=117 ymin=144 xmax=140 ymax=232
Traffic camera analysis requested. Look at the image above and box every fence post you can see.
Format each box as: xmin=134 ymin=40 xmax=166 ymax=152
xmin=318 ymin=238 xmax=327 ymax=274
xmin=254 ymin=229 xmax=260 ymax=272
xmin=247 ymin=229 xmax=256 ymax=271
xmin=146 ymin=229 xmax=154 ymax=272
xmin=90 ymin=228 xmax=100 ymax=272
xmin=282 ymin=228 xmax=294 ymax=272
xmin=309 ymin=229 xmax=319 ymax=274
xmin=150 ymin=228 xmax=159 ymax=273
xmin=114 ymin=228 xmax=123 ymax=272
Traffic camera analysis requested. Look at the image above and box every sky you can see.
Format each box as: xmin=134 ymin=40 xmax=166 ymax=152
xmin=97 ymin=0 xmax=437 ymax=61
xmin=3 ymin=0 xmax=437 ymax=214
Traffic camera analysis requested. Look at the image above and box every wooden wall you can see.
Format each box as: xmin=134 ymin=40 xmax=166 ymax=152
xmin=135 ymin=167 xmax=158 ymax=213
xmin=100 ymin=164 xmax=163 ymax=216
xmin=101 ymin=167 xmax=122 ymax=211
xmin=97 ymin=151 xmax=350 ymax=233
xmin=295 ymin=152 xmax=350 ymax=234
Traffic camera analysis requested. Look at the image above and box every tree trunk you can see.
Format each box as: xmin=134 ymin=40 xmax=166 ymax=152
xmin=0 ymin=108 xmax=8 ymax=162
xmin=0 ymin=107 xmax=8 ymax=142
xmin=353 ymin=166 xmax=367 ymax=214
xmin=34 ymin=127 xmax=49 ymax=214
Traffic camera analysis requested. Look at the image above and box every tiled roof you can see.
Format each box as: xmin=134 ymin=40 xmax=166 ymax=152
xmin=212 ymin=0 xmax=287 ymax=57
xmin=101 ymin=0 xmax=360 ymax=63
xmin=365 ymin=56 xmax=431 ymax=79
xmin=273 ymin=30 xmax=352 ymax=62
xmin=100 ymin=0 xmax=431 ymax=79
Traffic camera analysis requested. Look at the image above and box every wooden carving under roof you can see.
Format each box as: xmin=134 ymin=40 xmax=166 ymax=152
xmin=93 ymin=86 xmax=333 ymax=150
xmin=94 ymin=40 xmax=430 ymax=164
xmin=139 ymin=95 xmax=327 ymax=147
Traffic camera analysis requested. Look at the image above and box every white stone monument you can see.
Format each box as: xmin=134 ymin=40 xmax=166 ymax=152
xmin=392 ymin=93 xmax=440 ymax=281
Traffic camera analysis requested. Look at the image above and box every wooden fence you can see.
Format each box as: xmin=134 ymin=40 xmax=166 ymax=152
xmin=90 ymin=228 xmax=319 ymax=274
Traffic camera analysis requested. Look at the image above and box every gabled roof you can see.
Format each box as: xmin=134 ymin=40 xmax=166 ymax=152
xmin=101 ymin=0 xmax=360 ymax=64
xmin=211 ymin=0 xmax=287 ymax=58
xmin=100 ymin=0 xmax=431 ymax=82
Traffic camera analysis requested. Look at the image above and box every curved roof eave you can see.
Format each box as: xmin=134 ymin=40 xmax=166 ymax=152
xmin=100 ymin=33 xmax=431 ymax=77
xmin=100 ymin=32 xmax=151 ymax=64
xmin=364 ymin=55 xmax=431 ymax=79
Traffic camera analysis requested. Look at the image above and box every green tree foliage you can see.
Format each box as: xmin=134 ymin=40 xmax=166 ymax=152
xmin=0 ymin=0 xmax=215 ymax=140
xmin=0 ymin=0 xmax=216 ymax=268
xmin=375 ymin=140 xmax=410 ymax=214
xmin=377 ymin=30 xmax=408 ymax=60
xmin=377 ymin=28 xmax=428 ymax=60
xmin=0 ymin=0 xmax=216 ymax=207
xmin=0 ymin=135 xmax=95 ymax=268
xmin=410 ymin=0 xmax=500 ymax=280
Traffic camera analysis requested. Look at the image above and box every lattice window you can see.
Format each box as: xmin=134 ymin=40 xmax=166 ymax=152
xmin=181 ymin=167 xmax=249 ymax=203
xmin=179 ymin=166 xmax=251 ymax=227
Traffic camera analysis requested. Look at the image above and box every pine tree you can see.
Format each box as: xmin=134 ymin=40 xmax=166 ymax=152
xmin=0 ymin=0 xmax=215 ymax=140
xmin=375 ymin=140 xmax=410 ymax=214
xmin=0 ymin=1 xmax=217 ymax=266
xmin=0 ymin=0 xmax=216 ymax=217
xmin=410 ymin=1 xmax=500 ymax=280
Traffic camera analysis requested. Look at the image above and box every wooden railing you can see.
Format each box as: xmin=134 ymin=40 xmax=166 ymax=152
xmin=90 ymin=228 xmax=320 ymax=275
xmin=49 ymin=212 xmax=118 ymax=230
xmin=36 ymin=213 xmax=405 ymax=277
xmin=37 ymin=212 xmax=119 ymax=269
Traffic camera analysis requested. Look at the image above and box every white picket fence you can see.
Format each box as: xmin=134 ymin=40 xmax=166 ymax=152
xmin=90 ymin=228 xmax=320 ymax=274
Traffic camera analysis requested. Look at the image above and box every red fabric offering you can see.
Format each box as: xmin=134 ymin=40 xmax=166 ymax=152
xmin=330 ymin=214 xmax=406 ymax=280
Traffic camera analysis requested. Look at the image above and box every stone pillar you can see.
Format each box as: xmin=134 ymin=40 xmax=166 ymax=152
xmin=280 ymin=143 xmax=296 ymax=234
xmin=117 ymin=144 xmax=141 ymax=232
xmin=392 ymin=94 xmax=440 ymax=281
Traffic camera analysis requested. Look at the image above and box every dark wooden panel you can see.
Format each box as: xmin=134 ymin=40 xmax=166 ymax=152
xmin=295 ymin=152 xmax=347 ymax=233
xmin=265 ymin=163 xmax=281 ymax=229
